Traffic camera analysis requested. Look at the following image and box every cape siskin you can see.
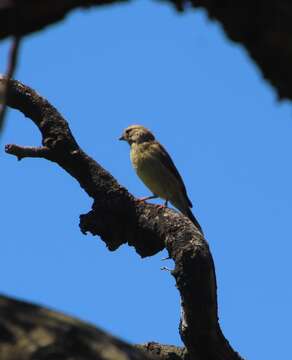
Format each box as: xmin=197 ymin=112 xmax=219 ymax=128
xmin=119 ymin=125 xmax=203 ymax=233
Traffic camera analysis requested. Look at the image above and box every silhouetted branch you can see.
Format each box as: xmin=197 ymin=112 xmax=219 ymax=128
xmin=5 ymin=144 xmax=51 ymax=160
xmin=0 ymin=36 xmax=21 ymax=131
xmin=172 ymin=0 xmax=292 ymax=100
xmin=0 ymin=294 xmax=156 ymax=360
xmin=0 ymin=1 xmax=292 ymax=100
xmin=0 ymin=0 xmax=129 ymax=39
xmin=2 ymin=77 xmax=243 ymax=360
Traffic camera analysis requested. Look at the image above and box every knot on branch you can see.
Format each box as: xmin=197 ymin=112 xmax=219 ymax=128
xmin=80 ymin=199 xmax=166 ymax=257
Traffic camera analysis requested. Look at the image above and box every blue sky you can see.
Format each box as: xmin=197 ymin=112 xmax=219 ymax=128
xmin=1 ymin=1 xmax=292 ymax=359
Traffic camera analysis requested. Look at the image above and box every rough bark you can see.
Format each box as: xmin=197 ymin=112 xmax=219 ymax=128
xmin=1 ymin=77 xmax=243 ymax=360
xmin=0 ymin=1 xmax=291 ymax=101
xmin=0 ymin=293 xmax=189 ymax=360
xmin=0 ymin=294 xmax=157 ymax=360
xmin=137 ymin=342 xmax=187 ymax=360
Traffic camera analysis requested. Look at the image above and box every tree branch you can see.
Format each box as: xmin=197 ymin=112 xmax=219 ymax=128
xmin=0 ymin=1 xmax=292 ymax=100
xmin=0 ymin=36 xmax=21 ymax=131
xmin=137 ymin=342 xmax=187 ymax=360
xmin=2 ymin=77 xmax=243 ymax=360
xmin=171 ymin=0 xmax=292 ymax=100
xmin=5 ymin=144 xmax=51 ymax=160
xmin=0 ymin=294 xmax=157 ymax=360
xmin=0 ymin=0 xmax=129 ymax=39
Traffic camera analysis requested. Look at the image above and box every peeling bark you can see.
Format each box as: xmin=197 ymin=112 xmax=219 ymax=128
xmin=2 ymin=77 xmax=243 ymax=360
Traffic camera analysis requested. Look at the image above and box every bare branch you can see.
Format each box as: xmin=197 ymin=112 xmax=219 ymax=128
xmin=2 ymin=77 xmax=243 ymax=360
xmin=5 ymin=144 xmax=51 ymax=160
xmin=0 ymin=0 xmax=129 ymax=39
xmin=0 ymin=1 xmax=292 ymax=100
xmin=0 ymin=36 xmax=21 ymax=131
xmin=0 ymin=294 xmax=157 ymax=360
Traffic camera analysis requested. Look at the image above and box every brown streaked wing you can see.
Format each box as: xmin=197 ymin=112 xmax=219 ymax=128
xmin=150 ymin=141 xmax=193 ymax=208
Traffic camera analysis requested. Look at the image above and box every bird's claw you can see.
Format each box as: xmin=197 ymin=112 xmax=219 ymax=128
xmin=135 ymin=194 xmax=158 ymax=203
xmin=156 ymin=204 xmax=166 ymax=210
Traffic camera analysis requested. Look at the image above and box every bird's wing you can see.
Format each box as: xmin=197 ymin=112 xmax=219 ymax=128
xmin=151 ymin=141 xmax=193 ymax=208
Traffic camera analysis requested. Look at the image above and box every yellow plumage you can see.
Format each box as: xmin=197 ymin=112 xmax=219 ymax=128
xmin=130 ymin=142 xmax=185 ymax=209
xmin=119 ymin=125 xmax=203 ymax=233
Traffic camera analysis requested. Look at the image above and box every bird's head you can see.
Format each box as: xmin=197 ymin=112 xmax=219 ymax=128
xmin=119 ymin=125 xmax=155 ymax=145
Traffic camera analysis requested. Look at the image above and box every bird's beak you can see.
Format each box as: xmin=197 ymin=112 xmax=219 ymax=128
xmin=119 ymin=134 xmax=125 ymax=141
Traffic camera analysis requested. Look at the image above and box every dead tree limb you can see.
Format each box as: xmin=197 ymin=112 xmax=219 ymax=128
xmin=169 ymin=0 xmax=292 ymax=100
xmin=0 ymin=1 xmax=292 ymax=100
xmin=2 ymin=77 xmax=243 ymax=360
xmin=0 ymin=36 xmax=21 ymax=131
xmin=0 ymin=294 xmax=157 ymax=360
xmin=0 ymin=0 xmax=129 ymax=39
xmin=0 ymin=292 xmax=185 ymax=360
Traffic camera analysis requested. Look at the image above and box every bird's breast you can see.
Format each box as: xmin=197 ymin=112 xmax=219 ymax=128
xmin=130 ymin=143 xmax=178 ymax=200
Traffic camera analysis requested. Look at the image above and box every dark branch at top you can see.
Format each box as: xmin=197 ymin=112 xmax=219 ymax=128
xmin=0 ymin=36 xmax=21 ymax=131
xmin=170 ymin=0 xmax=292 ymax=100
xmin=0 ymin=1 xmax=292 ymax=100
xmin=0 ymin=0 xmax=128 ymax=39
xmin=2 ymin=77 xmax=243 ymax=360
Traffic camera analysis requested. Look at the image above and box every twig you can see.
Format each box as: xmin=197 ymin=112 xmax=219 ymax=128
xmin=5 ymin=144 xmax=51 ymax=161
xmin=0 ymin=36 xmax=21 ymax=132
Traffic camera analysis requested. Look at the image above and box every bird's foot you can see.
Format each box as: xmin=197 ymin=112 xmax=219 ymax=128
xmin=155 ymin=200 xmax=168 ymax=211
xmin=155 ymin=204 xmax=166 ymax=210
xmin=135 ymin=195 xmax=158 ymax=203
xmin=135 ymin=197 xmax=150 ymax=205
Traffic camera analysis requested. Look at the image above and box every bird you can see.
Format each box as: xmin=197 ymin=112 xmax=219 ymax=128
xmin=119 ymin=125 xmax=203 ymax=233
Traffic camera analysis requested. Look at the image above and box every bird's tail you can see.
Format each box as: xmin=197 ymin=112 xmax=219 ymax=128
xmin=183 ymin=207 xmax=204 ymax=235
